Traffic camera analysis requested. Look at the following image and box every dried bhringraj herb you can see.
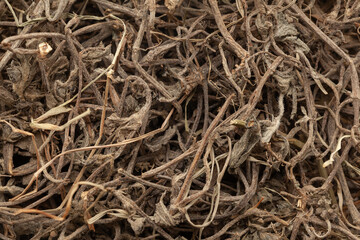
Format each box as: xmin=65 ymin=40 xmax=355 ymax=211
xmin=1 ymin=0 xmax=360 ymax=239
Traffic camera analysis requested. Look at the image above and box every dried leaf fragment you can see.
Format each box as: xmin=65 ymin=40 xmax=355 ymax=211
xmin=229 ymin=123 xmax=261 ymax=170
xmin=38 ymin=42 xmax=52 ymax=58
xmin=323 ymin=135 xmax=350 ymax=168
xmin=165 ymin=0 xmax=184 ymax=11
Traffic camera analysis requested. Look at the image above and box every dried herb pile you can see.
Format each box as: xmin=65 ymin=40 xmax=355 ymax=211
xmin=1 ymin=0 xmax=360 ymax=239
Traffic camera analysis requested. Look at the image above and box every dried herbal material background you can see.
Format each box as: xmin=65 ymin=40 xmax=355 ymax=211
xmin=0 ymin=0 xmax=360 ymax=239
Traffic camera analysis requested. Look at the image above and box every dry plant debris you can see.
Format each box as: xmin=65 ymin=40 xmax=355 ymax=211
xmin=0 ymin=0 xmax=360 ymax=239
